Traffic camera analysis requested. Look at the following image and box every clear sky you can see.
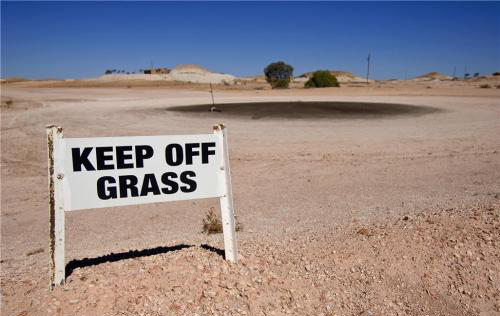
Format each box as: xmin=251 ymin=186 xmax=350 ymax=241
xmin=1 ymin=1 xmax=499 ymax=80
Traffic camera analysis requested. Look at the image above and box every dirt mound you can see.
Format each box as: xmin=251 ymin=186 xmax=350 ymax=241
xmin=95 ymin=64 xmax=237 ymax=84
xmin=301 ymin=70 xmax=355 ymax=78
xmin=170 ymin=64 xmax=210 ymax=75
xmin=416 ymin=72 xmax=453 ymax=81
xmin=299 ymin=70 xmax=368 ymax=83
xmin=330 ymin=70 xmax=357 ymax=79
xmin=240 ymin=75 xmax=267 ymax=83
xmin=2 ymin=204 xmax=498 ymax=315
xmin=0 ymin=77 xmax=28 ymax=83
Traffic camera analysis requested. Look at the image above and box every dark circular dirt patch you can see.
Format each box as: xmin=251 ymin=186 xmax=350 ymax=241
xmin=167 ymin=101 xmax=440 ymax=120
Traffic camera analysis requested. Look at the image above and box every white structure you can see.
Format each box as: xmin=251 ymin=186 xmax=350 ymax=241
xmin=46 ymin=124 xmax=238 ymax=288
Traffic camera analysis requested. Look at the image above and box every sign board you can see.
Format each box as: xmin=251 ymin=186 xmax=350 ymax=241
xmin=47 ymin=125 xmax=238 ymax=288
xmin=63 ymin=134 xmax=224 ymax=210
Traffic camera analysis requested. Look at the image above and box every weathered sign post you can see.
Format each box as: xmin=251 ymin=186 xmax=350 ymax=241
xmin=46 ymin=124 xmax=238 ymax=288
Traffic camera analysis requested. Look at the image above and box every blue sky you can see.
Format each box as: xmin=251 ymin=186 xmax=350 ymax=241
xmin=1 ymin=1 xmax=499 ymax=79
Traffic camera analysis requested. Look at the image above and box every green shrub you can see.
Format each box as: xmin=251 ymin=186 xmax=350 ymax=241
xmin=264 ymin=61 xmax=294 ymax=89
xmin=305 ymin=70 xmax=340 ymax=88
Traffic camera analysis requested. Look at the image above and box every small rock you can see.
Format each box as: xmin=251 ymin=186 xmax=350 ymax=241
xmin=203 ymin=290 xmax=217 ymax=298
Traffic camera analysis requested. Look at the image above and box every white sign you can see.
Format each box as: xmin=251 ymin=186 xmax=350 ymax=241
xmin=47 ymin=125 xmax=238 ymax=288
xmin=62 ymin=134 xmax=224 ymax=210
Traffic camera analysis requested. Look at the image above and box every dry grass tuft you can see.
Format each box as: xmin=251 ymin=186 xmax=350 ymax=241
xmin=26 ymin=248 xmax=44 ymax=256
xmin=202 ymin=207 xmax=243 ymax=234
xmin=479 ymin=84 xmax=492 ymax=89
xmin=202 ymin=207 xmax=222 ymax=234
xmin=357 ymin=227 xmax=371 ymax=237
xmin=1 ymin=98 xmax=14 ymax=109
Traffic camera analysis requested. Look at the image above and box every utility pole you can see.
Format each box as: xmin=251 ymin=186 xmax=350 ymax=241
xmin=366 ymin=52 xmax=371 ymax=84
xmin=453 ymin=66 xmax=456 ymax=78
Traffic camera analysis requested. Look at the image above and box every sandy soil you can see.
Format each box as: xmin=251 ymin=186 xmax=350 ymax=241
xmin=1 ymin=81 xmax=499 ymax=315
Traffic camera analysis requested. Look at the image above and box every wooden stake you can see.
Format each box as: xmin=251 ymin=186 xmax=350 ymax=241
xmin=210 ymin=83 xmax=215 ymax=106
xmin=47 ymin=125 xmax=65 ymax=288
xmin=213 ymin=124 xmax=237 ymax=262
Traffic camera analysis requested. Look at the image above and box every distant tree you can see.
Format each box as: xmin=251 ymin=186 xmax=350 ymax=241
xmin=464 ymin=73 xmax=470 ymax=79
xmin=473 ymin=72 xmax=480 ymax=77
xmin=264 ymin=61 xmax=294 ymax=89
xmin=492 ymin=72 xmax=500 ymax=76
xmin=104 ymin=69 xmax=112 ymax=75
xmin=304 ymin=70 xmax=340 ymax=88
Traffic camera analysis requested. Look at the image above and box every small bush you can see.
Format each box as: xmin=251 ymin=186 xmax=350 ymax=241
xmin=202 ymin=207 xmax=222 ymax=234
xmin=202 ymin=207 xmax=243 ymax=234
xmin=264 ymin=61 xmax=294 ymax=89
xmin=304 ymin=70 xmax=340 ymax=88
xmin=479 ymin=84 xmax=491 ymax=89
xmin=492 ymin=72 xmax=500 ymax=76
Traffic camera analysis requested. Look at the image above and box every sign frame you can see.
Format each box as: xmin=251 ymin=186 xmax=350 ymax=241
xmin=46 ymin=124 xmax=238 ymax=288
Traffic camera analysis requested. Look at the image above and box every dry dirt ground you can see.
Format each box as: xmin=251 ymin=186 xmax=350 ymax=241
xmin=1 ymin=81 xmax=499 ymax=315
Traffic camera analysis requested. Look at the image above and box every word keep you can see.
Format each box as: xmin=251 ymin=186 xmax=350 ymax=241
xmin=71 ymin=142 xmax=216 ymax=172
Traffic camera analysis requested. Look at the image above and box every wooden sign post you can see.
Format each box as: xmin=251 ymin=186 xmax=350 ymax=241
xmin=46 ymin=124 xmax=238 ymax=288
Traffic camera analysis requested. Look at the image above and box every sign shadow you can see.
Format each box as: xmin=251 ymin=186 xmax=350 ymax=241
xmin=65 ymin=244 xmax=192 ymax=278
xmin=200 ymin=244 xmax=225 ymax=259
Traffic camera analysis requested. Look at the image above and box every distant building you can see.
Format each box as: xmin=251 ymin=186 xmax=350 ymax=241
xmin=143 ymin=68 xmax=170 ymax=75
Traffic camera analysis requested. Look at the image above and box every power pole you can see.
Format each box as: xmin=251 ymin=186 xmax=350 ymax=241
xmin=453 ymin=66 xmax=456 ymax=78
xmin=366 ymin=52 xmax=371 ymax=84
